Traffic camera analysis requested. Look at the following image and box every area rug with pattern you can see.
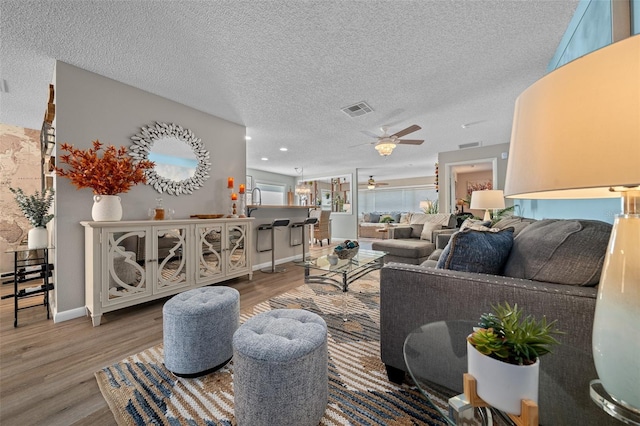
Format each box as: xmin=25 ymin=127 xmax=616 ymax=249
xmin=95 ymin=276 xmax=453 ymax=425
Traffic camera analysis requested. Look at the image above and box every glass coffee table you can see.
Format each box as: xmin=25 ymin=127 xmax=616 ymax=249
xmin=294 ymin=249 xmax=386 ymax=320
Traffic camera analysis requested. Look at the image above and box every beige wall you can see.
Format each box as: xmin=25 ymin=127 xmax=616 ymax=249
xmin=455 ymin=170 xmax=493 ymax=218
xmin=54 ymin=62 xmax=246 ymax=319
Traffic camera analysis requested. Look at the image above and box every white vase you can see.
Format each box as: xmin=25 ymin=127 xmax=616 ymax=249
xmin=92 ymin=195 xmax=123 ymax=221
xmin=27 ymin=227 xmax=48 ymax=249
xmin=467 ymin=341 xmax=539 ymax=415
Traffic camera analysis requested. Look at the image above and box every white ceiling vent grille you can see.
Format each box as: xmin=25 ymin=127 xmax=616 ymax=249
xmin=459 ymin=141 xmax=482 ymax=149
xmin=341 ymin=101 xmax=374 ymax=118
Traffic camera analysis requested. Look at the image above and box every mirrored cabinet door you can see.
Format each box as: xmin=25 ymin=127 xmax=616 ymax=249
xmin=105 ymin=229 xmax=150 ymax=306
xmin=227 ymin=223 xmax=248 ymax=274
xmin=196 ymin=223 xmax=224 ymax=284
xmin=154 ymin=225 xmax=190 ymax=294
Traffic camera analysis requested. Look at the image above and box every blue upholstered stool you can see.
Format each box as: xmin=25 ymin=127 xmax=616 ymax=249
xmin=232 ymin=309 xmax=328 ymax=426
xmin=163 ymin=286 xmax=239 ymax=377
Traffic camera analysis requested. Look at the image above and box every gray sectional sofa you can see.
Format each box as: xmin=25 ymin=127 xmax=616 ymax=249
xmin=380 ymin=218 xmax=617 ymax=425
xmin=371 ymin=213 xmax=456 ymax=264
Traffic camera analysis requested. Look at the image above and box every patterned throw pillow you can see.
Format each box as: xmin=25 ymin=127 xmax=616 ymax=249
xmin=459 ymin=218 xmax=491 ymax=231
xmin=436 ymin=228 xmax=515 ymax=274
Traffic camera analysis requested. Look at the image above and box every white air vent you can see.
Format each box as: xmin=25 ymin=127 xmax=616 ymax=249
xmin=459 ymin=141 xmax=482 ymax=149
xmin=341 ymin=101 xmax=374 ymax=118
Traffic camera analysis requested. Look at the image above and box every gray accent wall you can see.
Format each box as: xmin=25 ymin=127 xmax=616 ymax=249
xmin=53 ymin=61 xmax=246 ymax=319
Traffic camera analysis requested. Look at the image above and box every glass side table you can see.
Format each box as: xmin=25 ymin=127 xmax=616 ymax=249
xmin=590 ymin=380 xmax=640 ymax=425
xmin=403 ymin=320 xmax=617 ymax=426
xmin=404 ymin=320 xmax=512 ymax=426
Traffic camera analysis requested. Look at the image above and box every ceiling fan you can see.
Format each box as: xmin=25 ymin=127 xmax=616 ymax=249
xmin=366 ymin=176 xmax=389 ymax=189
xmin=367 ymin=125 xmax=424 ymax=156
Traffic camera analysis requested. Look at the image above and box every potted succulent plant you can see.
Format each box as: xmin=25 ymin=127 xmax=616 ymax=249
xmin=379 ymin=216 xmax=395 ymax=229
xmin=55 ymin=140 xmax=154 ymax=221
xmin=10 ymin=187 xmax=55 ymax=249
xmin=467 ymin=302 xmax=562 ymax=415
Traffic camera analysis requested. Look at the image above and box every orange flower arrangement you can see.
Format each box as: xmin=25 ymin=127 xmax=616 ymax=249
xmin=55 ymin=140 xmax=155 ymax=195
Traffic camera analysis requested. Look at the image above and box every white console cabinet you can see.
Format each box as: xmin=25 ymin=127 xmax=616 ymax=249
xmin=81 ymin=218 xmax=253 ymax=326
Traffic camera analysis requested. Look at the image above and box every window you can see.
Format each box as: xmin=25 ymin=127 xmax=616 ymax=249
xmin=358 ymin=187 xmax=437 ymax=214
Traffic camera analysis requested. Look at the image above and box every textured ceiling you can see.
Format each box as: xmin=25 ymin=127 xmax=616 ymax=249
xmin=0 ymin=0 xmax=578 ymax=181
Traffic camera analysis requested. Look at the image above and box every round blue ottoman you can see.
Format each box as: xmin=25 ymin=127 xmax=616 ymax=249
xmin=233 ymin=309 xmax=328 ymax=426
xmin=163 ymin=286 xmax=239 ymax=377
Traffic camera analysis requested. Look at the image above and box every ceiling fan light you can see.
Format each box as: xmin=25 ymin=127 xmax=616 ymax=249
xmin=375 ymin=142 xmax=396 ymax=156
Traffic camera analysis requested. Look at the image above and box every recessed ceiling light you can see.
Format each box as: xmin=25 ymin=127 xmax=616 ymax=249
xmin=261 ymin=157 xmax=268 ymax=161
xmin=245 ymin=136 xmax=252 ymax=141
xmin=280 ymin=147 xmax=288 ymax=151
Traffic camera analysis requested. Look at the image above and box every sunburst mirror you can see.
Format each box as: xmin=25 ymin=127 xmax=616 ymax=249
xmin=129 ymin=121 xmax=211 ymax=195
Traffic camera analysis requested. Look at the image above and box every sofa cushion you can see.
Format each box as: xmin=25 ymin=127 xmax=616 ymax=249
xmin=410 ymin=224 xmax=423 ymax=238
xmin=503 ymin=219 xmax=611 ymax=286
xmin=436 ymin=228 xmax=514 ymax=274
xmin=372 ymin=239 xmax=435 ymax=259
xmin=369 ymin=212 xmax=380 ymax=223
xmin=399 ymin=213 xmax=411 ymax=224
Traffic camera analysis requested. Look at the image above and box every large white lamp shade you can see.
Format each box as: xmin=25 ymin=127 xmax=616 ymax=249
xmin=505 ymin=35 xmax=640 ymax=412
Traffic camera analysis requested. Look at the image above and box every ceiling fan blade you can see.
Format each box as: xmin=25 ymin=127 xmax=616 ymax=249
xmin=360 ymin=130 xmax=379 ymax=139
xmin=397 ymin=139 xmax=424 ymax=145
xmin=376 ymin=182 xmax=389 ymax=186
xmin=348 ymin=141 xmax=373 ymax=148
xmin=391 ymin=124 xmax=421 ymax=138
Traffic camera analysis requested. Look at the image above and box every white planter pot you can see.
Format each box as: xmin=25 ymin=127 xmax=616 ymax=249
xmin=467 ymin=341 xmax=539 ymax=415
xmin=92 ymin=195 xmax=123 ymax=222
xmin=27 ymin=227 xmax=48 ymax=249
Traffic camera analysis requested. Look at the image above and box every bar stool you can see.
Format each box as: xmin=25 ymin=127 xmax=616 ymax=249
xmin=260 ymin=218 xmax=290 ymax=273
xmin=290 ymin=217 xmax=318 ymax=262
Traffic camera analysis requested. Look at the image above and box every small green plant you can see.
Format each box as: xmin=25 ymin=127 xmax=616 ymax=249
xmin=422 ymin=199 xmax=439 ymax=214
xmin=10 ymin=187 xmax=55 ymax=227
xmin=490 ymin=205 xmax=516 ymax=226
xmin=380 ymin=216 xmax=395 ymax=223
xmin=467 ymin=302 xmax=562 ymax=366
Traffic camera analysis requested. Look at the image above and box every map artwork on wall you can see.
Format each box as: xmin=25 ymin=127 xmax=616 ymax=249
xmin=0 ymin=124 xmax=41 ymax=273
xmin=467 ymin=179 xmax=493 ymax=197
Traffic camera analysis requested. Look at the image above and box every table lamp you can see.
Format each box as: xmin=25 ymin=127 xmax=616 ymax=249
xmin=469 ymin=190 xmax=505 ymax=221
xmin=504 ymin=35 xmax=640 ymax=413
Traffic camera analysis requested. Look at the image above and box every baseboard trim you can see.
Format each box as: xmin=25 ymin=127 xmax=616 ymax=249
xmin=252 ymin=254 xmax=300 ymax=271
xmin=54 ymin=306 xmax=87 ymax=323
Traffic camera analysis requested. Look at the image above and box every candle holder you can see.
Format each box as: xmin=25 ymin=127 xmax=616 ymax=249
xmin=239 ymin=194 xmax=247 ymax=218
xmin=227 ymin=188 xmax=234 ymax=218
xmin=229 ymin=190 xmax=239 ymax=218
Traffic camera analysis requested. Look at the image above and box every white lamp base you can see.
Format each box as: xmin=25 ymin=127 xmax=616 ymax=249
xmin=483 ymin=210 xmax=491 ymax=222
xmin=592 ymin=214 xmax=640 ymax=410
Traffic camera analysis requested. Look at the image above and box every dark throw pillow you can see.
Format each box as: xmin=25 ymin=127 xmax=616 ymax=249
xmin=436 ymin=228 xmax=515 ymax=275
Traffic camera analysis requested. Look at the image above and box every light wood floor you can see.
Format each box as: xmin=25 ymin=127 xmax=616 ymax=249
xmin=0 ymin=244 xmax=336 ymax=426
